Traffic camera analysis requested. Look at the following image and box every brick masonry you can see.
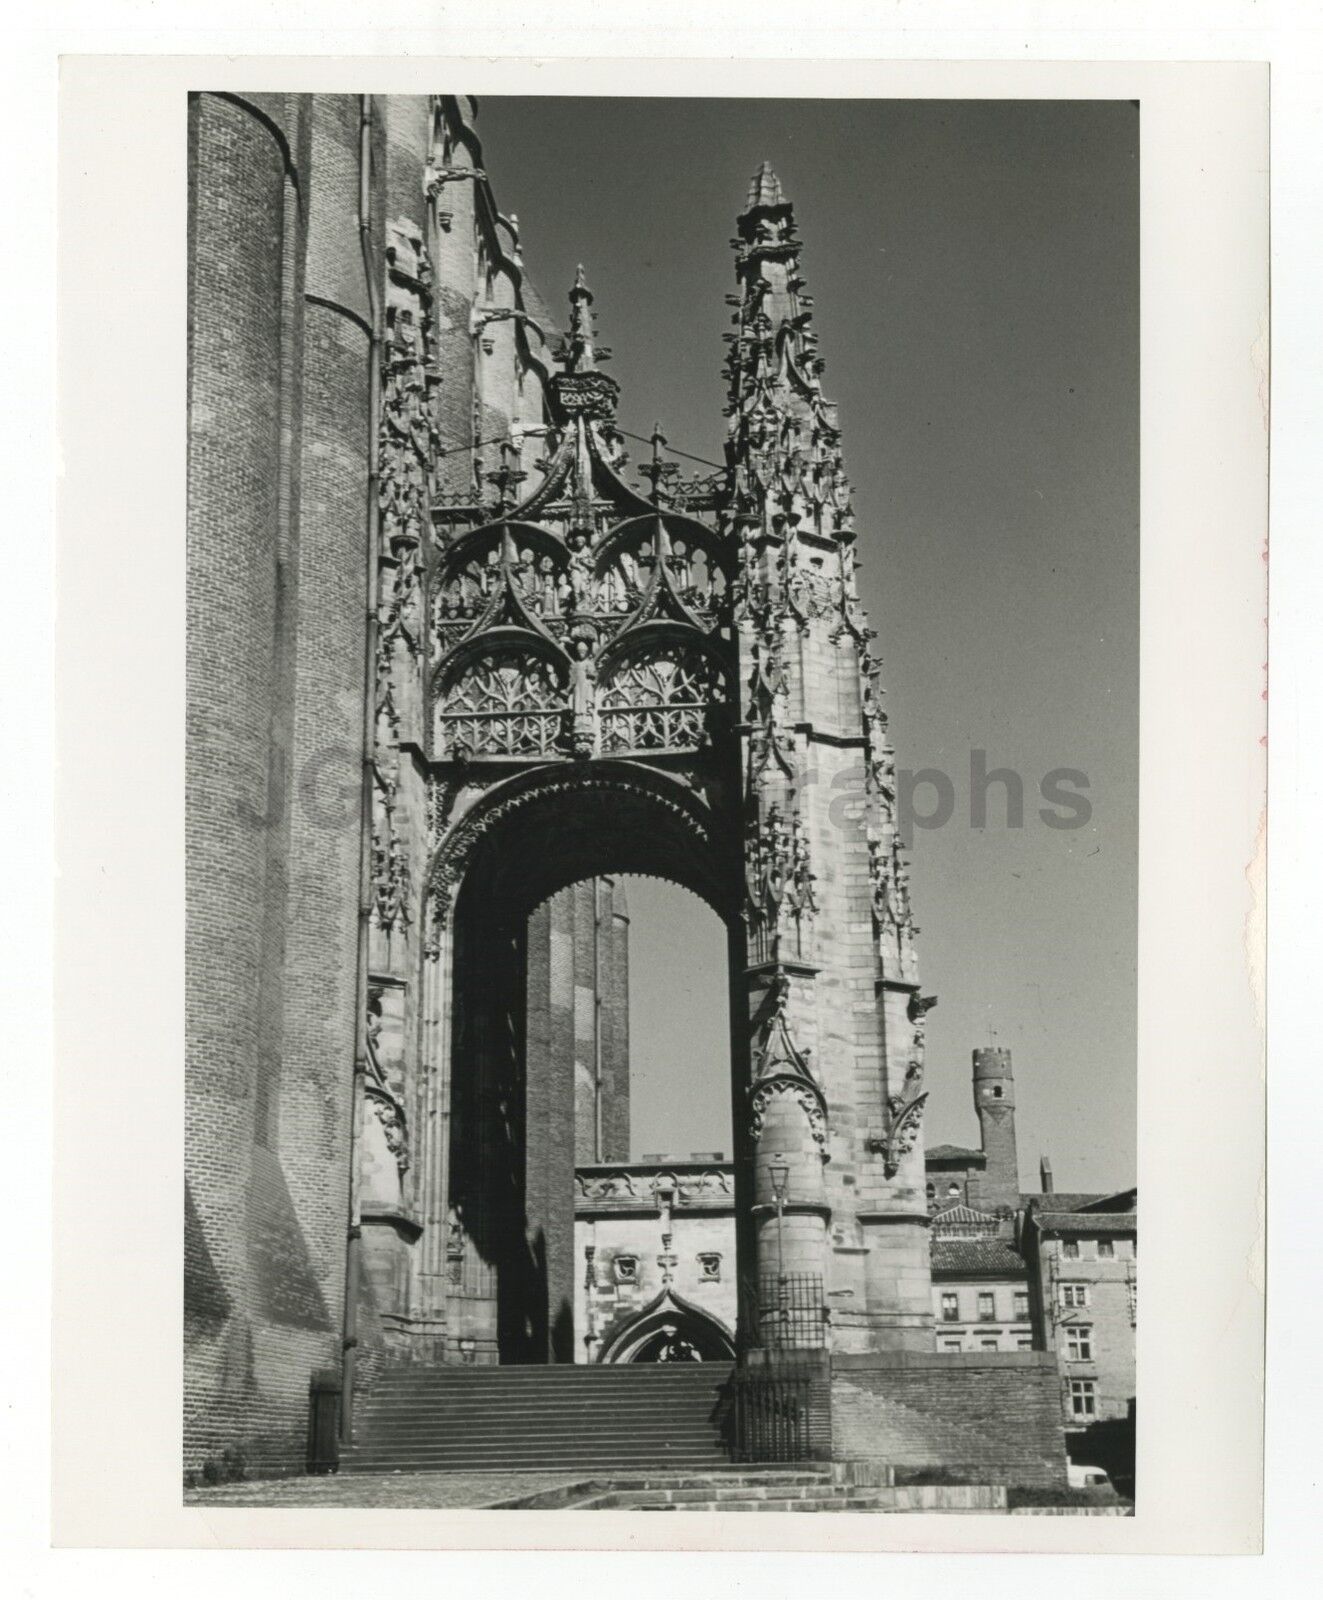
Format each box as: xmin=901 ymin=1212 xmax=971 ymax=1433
xmin=831 ymin=1351 xmax=1069 ymax=1488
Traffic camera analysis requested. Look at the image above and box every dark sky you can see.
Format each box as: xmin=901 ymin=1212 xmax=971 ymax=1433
xmin=478 ymin=97 xmax=1138 ymax=1193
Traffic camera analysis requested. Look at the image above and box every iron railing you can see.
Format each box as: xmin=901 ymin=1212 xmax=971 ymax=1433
xmin=739 ymin=1272 xmax=828 ymax=1352
xmin=725 ymin=1273 xmax=828 ymax=1461
xmin=728 ymin=1363 xmax=814 ymax=1462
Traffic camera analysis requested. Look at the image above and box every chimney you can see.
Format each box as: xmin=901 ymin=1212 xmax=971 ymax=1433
xmin=1040 ymin=1154 xmax=1054 ymax=1194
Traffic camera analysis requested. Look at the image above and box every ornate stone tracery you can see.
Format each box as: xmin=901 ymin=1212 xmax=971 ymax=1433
xmin=436 ymin=646 xmax=565 ymax=758
xmin=400 ymin=151 xmax=934 ymax=1363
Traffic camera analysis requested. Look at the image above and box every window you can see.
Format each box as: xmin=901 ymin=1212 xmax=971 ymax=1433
xmin=979 ymin=1338 xmax=999 ymax=1351
xmin=1059 ymin=1283 xmax=1090 ymax=1310
xmin=1062 ymin=1239 xmax=1080 ymax=1260
xmin=977 ymin=1292 xmax=996 ymax=1321
xmin=1013 ymin=1291 xmax=1030 ymax=1320
xmin=1097 ymin=1240 xmax=1115 ymax=1259
xmin=940 ymin=1292 xmax=959 ymax=1323
xmin=1017 ymin=1338 xmax=1034 ymax=1351
xmin=940 ymin=1337 xmax=963 ymax=1353
xmin=1064 ymin=1325 xmax=1094 ymax=1361
xmin=1068 ymin=1379 xmax=1097 ymax=1420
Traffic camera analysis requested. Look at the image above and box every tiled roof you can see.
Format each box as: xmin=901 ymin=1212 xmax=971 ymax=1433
xmin=926 ymin=1144 xmax=986 ymax=1164
xmin=1077 ymin=1187 xmax=1138 ymax=1213
xmin=931 ymin=1203 xmax=1000 ymax=1228
xmin=1019 ymin=1191 xmax=1109 ymax=1212
xmin=1035 ymin=1211 xmax=1137 ymax=1236
xmin=930 ymin=1238 xmax=1029 ymax=1279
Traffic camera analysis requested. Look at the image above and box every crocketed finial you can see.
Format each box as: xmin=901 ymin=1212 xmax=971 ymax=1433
xmin=564 ymin=264 xmax=598 ymax=373
xmin=746 ymin=160 xmax=784 ymax=211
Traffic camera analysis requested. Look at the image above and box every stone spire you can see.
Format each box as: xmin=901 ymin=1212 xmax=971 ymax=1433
xmin=723 ymin=162 xmax=854 ymax=551
xmin=564 ymin=263 xmax=598 ymax=373
xmin=746 ymin=159 xmax=784 ymax=211
xmin=722 ymin=160 xmax=932 ymax=1345
xmin=552 ymin=264 xmax=620 ymax=425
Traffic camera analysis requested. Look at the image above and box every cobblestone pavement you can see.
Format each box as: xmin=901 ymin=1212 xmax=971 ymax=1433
xmin=184 ymin=1471 xmax=590 ymax=1509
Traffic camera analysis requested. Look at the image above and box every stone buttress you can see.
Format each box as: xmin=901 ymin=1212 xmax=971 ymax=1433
xmin=723 ymin=164 xmax=935 ymax=1352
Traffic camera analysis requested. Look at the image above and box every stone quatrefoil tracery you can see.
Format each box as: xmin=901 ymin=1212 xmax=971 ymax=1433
xmin=439 ymin=647 xmax=564 ymax=759
xmin=431 ymin=509 xmax=733 ymax=762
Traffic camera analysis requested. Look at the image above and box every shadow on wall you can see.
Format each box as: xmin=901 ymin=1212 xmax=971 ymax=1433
xmin=1069 ymin=1400 xmax=1136 ymax=1500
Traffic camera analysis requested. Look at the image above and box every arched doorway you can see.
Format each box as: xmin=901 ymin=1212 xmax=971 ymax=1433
xmin=598 ymin=1289 xmax=737 ymax=1364
xmin=428 ymin=763 xmax=750 ymax=1366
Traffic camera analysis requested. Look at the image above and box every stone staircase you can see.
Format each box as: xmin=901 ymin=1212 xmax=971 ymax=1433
xmin=493 ymin=1469 xmax=1008 ymax=1513
xmin=341 ymin=1361 xmax=736 ymax=1475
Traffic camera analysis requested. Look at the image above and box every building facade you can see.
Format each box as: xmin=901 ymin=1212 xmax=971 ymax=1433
xmin=1020 ymin=1189 xmax=1138 ymax=1487
xmin=186 ymin=90 xmax=1071 ymax=1483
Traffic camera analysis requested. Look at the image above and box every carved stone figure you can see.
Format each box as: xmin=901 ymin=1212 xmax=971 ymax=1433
xmin=567 ymin=634 xmax=598 ymax=758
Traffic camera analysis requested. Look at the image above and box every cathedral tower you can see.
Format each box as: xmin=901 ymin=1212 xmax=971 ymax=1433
xmin=725 ymin=162 xmax=935 ymax=1352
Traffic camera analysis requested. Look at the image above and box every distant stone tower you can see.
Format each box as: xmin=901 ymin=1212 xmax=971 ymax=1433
xmin=971 ymin=1047 xmax=1020 ymax=1212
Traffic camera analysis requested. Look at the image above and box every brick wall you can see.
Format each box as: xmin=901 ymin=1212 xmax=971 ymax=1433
xmin=524 ymin=890 xmax=578 ymax=1360
xmin=186 ymin=88 xmax=319 ymax=1478
xmin=831 ymin=1350 xmax=1069 ymax=1487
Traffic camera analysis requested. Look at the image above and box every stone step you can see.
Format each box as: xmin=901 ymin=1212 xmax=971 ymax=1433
xmin=345 ymin=1438 xmax=728 ymax=1460
xmin=371 ymin=1363 xmax=733 ymax=1381
xmin=345 ymin=1446 xmax=729 ymax=1469
xmin=361 ymin=1376 xmax=729 ymax=1401
xmin=347 ymin=1361 xmax=739 ymax=1474
xmin=342 ymin=1458 xmax=733 ymax=1477
xmin=359 ymin=1394 xmax=726 ymax=1415
xmin=571 ymin=1484 xmax=1008 ymax=1512
xmin=355 ymin=1419 xmax=725 ymax=1437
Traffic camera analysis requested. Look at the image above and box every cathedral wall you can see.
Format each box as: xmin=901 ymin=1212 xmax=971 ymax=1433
xmin=524 ymin=892 xmax=579 ymax=1360
xmin=430 ymin=104 xmax=481 ymax=502
xmin=521 ymin=879 xmax=632 ymax=1360
xmin=600 ymin=880 xmax=631 ymax=1161
xmin=185 ymin=89 xmax=328 ymax=1477
xmin=803 ymin=719 xmax=933 ymax=1350
xmin=277 ymin=92 xmax=373 ymax=1394
xmin=576 ymin=1212 xmax=737 ymax=1362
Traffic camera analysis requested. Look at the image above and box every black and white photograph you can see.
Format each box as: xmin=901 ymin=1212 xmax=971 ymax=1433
xmin=180 ymin=91 xmax=1142 ymax=1513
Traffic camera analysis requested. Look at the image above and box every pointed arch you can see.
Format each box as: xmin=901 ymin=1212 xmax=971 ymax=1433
xmin=596 ymin=623 xmax=732 ymax=756
xmin=597 ymin=1287 xmax=736 ymax=1364
xmin=433 ymin=633 xmax=568 ymax=760
xmin=596 ymin=513 xmax=732 ymax=626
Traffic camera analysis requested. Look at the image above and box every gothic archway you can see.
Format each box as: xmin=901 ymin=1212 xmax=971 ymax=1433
xmin=598 ymin=1288 xmax=737 ymax=1364
xmin=426 ymin=763 xmax=749 ymax=1366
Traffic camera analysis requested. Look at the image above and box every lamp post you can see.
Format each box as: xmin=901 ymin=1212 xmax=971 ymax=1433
xmin=769 ymin=1156 xmax=789 ymax=1346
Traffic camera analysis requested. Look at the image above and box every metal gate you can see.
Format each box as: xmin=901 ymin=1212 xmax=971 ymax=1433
xmin=726 ymin=1274 xmax=829 ymax=1462
xmin=740 ymin=1272 xmax=828 ymax=1352
xmin=729 ymin=1363 xmax=814 ymax=1462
